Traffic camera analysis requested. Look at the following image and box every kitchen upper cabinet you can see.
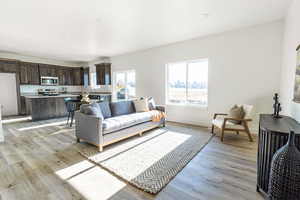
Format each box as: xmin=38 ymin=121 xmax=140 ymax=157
xmin=19 ymin=62 xmax=40 ymax=85
xmin=0 ymin=60 xmax=18 ymax=73
xmin=57 ymin=67 xmax=73 ymax=85
xmin=96 ymin=63 xmax=111 ymax=85
xmin=72 ymin=68 xmax=83 ymax=86
xmin=39 ymin=64 xmax=57 ymax=77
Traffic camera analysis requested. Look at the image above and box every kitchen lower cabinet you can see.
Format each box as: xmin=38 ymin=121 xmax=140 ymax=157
xmin=25 ymin=96 xmax=78 ymax=121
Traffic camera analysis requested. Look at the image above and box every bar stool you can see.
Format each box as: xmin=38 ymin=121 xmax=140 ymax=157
xmin=64 ymin=98 xmax=80 ymax=127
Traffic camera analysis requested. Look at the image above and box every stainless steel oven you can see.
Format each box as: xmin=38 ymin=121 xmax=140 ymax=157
xmin=40 ymin=76 xmax=59 ymax=86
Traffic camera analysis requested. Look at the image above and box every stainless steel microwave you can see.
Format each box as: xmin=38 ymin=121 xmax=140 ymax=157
xmin=40 ymin=76 xmax=59 ymax=86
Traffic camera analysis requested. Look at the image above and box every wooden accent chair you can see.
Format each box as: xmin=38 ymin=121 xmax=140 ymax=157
xmin=211 ymin=104 xmax=254 ymax=142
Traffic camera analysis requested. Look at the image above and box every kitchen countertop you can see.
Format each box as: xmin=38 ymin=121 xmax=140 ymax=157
xmin=21 ymin=92 xmax=112 ymax=99
xmin=22 ymin=94 xmax=80 ymax=99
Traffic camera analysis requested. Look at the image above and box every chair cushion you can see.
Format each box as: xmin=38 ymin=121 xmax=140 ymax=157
xmin=110 ymin=101 xmax=135 ymax=117
xmin=212 ymin=119 xmax=244 ymax=129
xmin=102 ymin=111 xmax=155 ymax=134
xmin=240 ymin=104 xmax=253 ymax=119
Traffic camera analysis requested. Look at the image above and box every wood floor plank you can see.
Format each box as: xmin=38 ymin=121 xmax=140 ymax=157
xmin=0 ymin=118 xmax=263 ymax=200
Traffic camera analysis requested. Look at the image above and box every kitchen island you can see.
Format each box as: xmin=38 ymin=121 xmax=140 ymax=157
xmin=22 ymin=94 xmax=80 ymax=121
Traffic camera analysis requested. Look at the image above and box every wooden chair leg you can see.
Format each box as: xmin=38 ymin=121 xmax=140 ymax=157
xmin=211 ymin=125 xmax=215 ymax=134
xmin=139 ymin=132 xmax=142 ymax=136
xmin=221 ymin=129 xmax=225 ymax=142
xmin=98 ymin=145 xmax=103 ymax=152
xmin=244 ymin=123 xmax=253 ymax=142
xmin=76 ymin=138 xmax=80 ymax=143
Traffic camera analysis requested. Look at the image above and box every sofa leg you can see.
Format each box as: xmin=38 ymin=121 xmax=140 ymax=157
xmin=98 ymin=145 xmax=103 ymax=152
xmin=139 ymin=132 xmax=143 ymax=136
xmin=76 ymin=138 xmax=80 ymax=143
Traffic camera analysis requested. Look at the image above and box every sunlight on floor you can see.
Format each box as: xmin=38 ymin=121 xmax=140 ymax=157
xmin=2 ymin=116 xmax=32 ymax=124
xmin=17 ymin=120 xmax=68 ymax=131
xmin=55 ymin=160 xmax=127 ymax=200
xmin=87 ymin=130 xmax=192 ymax=181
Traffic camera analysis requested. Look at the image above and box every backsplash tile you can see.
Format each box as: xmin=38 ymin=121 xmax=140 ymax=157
xmin=20 ymin=85 xmax=82 ymax=94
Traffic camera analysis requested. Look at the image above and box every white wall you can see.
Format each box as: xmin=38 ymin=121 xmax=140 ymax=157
xmin=111 ymin=21 xmax=283 ymax=132
xmin=279 ymin=0 xmax=300 ymax=122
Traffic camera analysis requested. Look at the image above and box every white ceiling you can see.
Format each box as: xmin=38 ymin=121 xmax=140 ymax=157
xmin=0 ymin=0 xmax=291 ymax=62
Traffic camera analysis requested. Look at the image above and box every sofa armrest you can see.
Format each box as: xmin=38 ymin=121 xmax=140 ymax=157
xmin=75 ymin=111 xmax=103 ymax=146
xmin=155 ymin=105 xmax=165 ymax=113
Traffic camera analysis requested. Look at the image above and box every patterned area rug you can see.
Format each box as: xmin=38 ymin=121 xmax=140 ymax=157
xmin=79 ymin=125 xmax=213 ymax=194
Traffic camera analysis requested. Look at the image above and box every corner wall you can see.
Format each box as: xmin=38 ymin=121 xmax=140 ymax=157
xmin=279 ymin=0 xmax=300 ymax=122
xmin=111 ymin=21 xmax=283 ymax=132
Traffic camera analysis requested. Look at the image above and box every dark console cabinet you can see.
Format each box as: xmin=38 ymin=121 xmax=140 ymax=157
xmin=257 ymin=114 xmax=300 ymax=196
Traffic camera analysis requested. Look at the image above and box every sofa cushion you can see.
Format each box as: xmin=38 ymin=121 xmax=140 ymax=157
xmin=103 ymin=111 xmax=155 ymax=134
xmin=133 ymin=99 xmax=149 ymax=112
xmin=110 ymin=101 xmax=135 ymax=117
xmin=84 ymin=106 xmax=104 ymax=119
xmin=98 ymin=102 xmax=112 ymax=119
xmin=80 ymin=103 xmax=104 ymax=118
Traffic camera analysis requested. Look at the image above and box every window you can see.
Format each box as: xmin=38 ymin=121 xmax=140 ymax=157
xmin=113 ymin=70 xmax=136 ymax=100
xmin=166 ymin=59 xmax=208 ymax=106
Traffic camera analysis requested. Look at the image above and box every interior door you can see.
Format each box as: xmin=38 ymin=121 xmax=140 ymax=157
xmin=0 ymin=73 xmax=18 ymax=116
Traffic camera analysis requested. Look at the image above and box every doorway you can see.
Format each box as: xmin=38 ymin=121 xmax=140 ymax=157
xmin=0 ymin=73 xmax=18 ymax=116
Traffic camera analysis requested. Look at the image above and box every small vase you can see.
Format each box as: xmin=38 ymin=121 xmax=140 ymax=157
xmin=268 ymin=131 xmax=300 ymax=200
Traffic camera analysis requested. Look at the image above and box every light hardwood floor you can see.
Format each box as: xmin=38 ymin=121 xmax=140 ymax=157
xmin=0 ymin=118 xmax=263 ymax=200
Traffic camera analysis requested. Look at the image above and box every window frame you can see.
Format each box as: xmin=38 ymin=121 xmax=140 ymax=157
xmin=165 ymin=58 xmax=209 ymax=107
xmin=112 ymin=69 xmax=136 ymax=101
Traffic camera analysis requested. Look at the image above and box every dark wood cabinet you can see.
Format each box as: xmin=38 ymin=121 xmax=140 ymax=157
xmin=39 ymin=64 xmax=57 ymax=77
xmin=72 ymin=68 xmax=83 ymax=86
xmin=1 ymin=59 xmax=87 ymax=87
xmin=257 ymin=114 xmax=300 ymax=196
xmin=57 ymin=67 xmax=73 ymax=85
xmin=0 ymin=59 xmax=18 ymax=73
xmin=19 ymin=62 xmax=40 ymax=85
xmin=96 ymin=63 xmax=111 ymax=85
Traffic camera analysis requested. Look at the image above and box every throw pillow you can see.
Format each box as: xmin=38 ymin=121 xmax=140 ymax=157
xmin=83 ymin=105 xmax=104 ymax=119
xmin=228 ymin=105 xmax=245 ymax=124
xmin=147 ymin=97 xmax=156 ymax=110
xmin=133 ymin=99 xmax=150 ymax=112
xmin=98 ymin=102 xmax=112 ymax=118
